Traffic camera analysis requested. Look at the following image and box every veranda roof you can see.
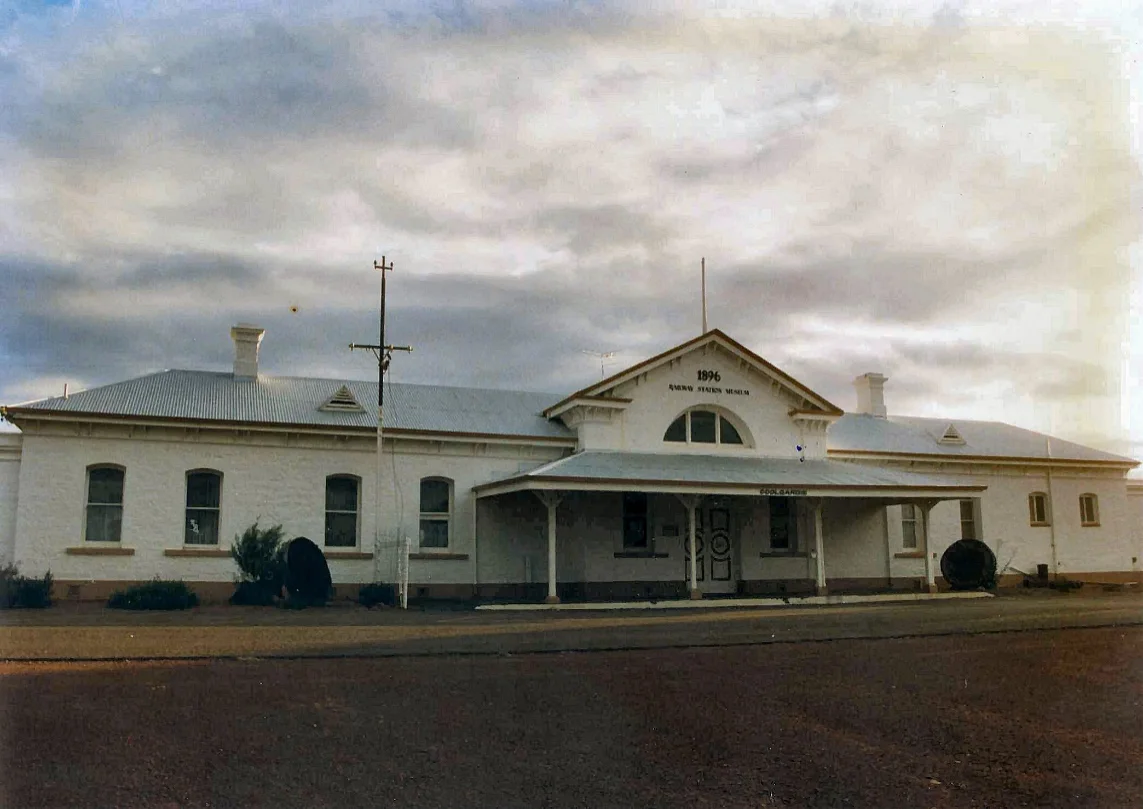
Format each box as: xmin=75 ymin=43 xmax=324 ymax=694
xmin=473 ymin=451 xmax=986 ymax=501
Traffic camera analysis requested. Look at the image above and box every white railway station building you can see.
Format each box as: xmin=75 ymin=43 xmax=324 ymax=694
xmin=1 ymin=325 xmax=1140 ymax=603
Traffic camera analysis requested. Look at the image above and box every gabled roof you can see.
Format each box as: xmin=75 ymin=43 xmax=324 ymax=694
xmin=2 ymin=370 xmax=575 ymax=441
xmin=828 ymin=413 xmax=1137 ymax=466
xmin=543 ymin=329 xmax=843 ymax=418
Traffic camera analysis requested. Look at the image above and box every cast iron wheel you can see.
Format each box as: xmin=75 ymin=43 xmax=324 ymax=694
xmin=940 ymin=539 xmax=997 ymax=590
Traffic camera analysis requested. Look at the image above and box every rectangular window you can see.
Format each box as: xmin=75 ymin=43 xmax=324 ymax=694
xmin=959 ymin=499 xmax=977 ymax=540
xmin=1079 ymin=494 xmax=1099 ymax=527
xmin=185 ymin=471 xmax=222 ymax=545
xmin=325 ymin=476 xmax=359 ymax=547
xmin=1029 ymin=493 xmax=1049 ymax=526
xmin=419 ymin=478 xmax=451 ymax=549
xmin=623 ymin=493 xmax=649 ymax=549
xmin=902 ymin=504 xmax=918 ymax=549
xmin=86 ymin=467 xmax=124 ymax=542
xmin=769 ymin=497 xmax=794 ymax=551
xmin=689 ymin=410 xmax=717 ymax=443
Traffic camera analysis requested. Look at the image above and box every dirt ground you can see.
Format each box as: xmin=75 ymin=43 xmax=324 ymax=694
xmin=1 ymin=590 xmax=1141 ymax=661
xmin=2 ymin=625 xmax=1141 ymax=809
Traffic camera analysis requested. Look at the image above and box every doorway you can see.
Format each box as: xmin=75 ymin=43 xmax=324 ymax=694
xmin=682 ymin=503 xmax=737 ymax=594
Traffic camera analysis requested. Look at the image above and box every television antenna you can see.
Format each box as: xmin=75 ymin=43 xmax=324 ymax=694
xmin=580 ymin=349 xmax=617 ymax=378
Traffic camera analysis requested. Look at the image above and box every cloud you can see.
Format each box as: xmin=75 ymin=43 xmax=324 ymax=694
xmin=0 ymin=4 xmax=1138 ymax=454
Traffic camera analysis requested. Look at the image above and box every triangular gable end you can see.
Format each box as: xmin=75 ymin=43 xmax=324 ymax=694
xmin=543 ymin=329 xmax=843 ymax=418
xmin=938 ymin=424 xmax=965 ymax=445
xmin=320 ymin=385 xmax=364 ymax=413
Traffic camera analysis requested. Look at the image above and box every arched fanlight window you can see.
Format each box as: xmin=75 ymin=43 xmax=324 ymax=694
xmin=663 ymin=409 xmax=745 ymax=446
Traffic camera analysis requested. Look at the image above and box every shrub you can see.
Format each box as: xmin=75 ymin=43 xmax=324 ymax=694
xmin=280 ymin=592 xmax=314 ymax=610
xmin=358 ymin=582 xmax=396 ymax=608
xmin=0 ymin=565 xmax=53 ymax=609
xmin=230 ymin=521 xmax=287 ymax=604
xmin=230 ymin=580 xmax=279 ymax=606
xmin=108 ymin=579 xmax=198 ymax=611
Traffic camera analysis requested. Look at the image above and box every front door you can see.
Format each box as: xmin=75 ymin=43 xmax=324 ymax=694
xmin=682 ymin=504 xmax=736 ymax=594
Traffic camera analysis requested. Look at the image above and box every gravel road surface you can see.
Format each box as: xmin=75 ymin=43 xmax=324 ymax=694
xmin=2 ymin=625 xmax=1141 ymax=808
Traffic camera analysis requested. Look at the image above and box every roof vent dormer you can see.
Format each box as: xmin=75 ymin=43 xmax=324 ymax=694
xmin=320 ymin=385 xmax=364 ymax=413
xmin=938 ymin=423 xmax=965 ymax=445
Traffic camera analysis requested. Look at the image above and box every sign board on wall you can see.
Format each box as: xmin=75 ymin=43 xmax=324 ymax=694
xmin=669 ymin=370 xmax=750 ymax=396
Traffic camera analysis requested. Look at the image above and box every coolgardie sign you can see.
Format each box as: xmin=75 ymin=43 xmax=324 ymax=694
xmin=759 ymin=488 xmax=808 ymax=496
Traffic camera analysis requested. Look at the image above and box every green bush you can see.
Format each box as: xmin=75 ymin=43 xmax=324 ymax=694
xmin=108 ymin=579 xmax=198 ymax=611
xmin=358 ymin=582 xmax=396 ymax=608
xmin=229 ymin=580 xmax=278 ymax=606
xmin=230 ymin=521 xmax=287 ymax=605
xmin=0 ymin=565 xmax=53 ymax=609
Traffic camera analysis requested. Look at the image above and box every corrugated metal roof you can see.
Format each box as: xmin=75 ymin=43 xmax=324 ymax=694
xmin=828 ymin=413 xmax=1135 ymax=464
xmin=7 ymin=370 xmax=574 ymax=440
xmin=498 ymin=451 xmax=974 ymax=490
xmin=5 ymin=368 xmax=1135 ymax=464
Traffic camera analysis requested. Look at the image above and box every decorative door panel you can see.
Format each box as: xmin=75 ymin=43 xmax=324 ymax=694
xmin=682 ymin=505 xmax=735 ymax=592
xmin=707 ymin=507 xmax=732 ymax=582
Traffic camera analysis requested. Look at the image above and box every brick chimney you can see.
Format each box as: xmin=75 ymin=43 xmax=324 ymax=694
xmin=231 ymin=324 xmax=265 ymax=380
xmin=853 ymin=372 xmax=888 ymax=418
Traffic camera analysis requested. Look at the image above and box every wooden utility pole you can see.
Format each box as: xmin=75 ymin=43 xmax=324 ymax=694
xmin=350 ymin=257 xmax=412 ymax=594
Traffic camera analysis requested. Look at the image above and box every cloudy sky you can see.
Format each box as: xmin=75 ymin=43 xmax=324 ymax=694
xmin=2 ymin=0 xmax=1141 ymax=461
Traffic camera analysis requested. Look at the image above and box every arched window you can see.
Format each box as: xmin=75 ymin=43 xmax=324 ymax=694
xmin=663 ymin=409 xmax=746 ymax=446
xmin=185 ymin=470 xmax=222 ymax=545
xmin=1028 ymin=492 xmax=1050 ymax=526
xmin=419 ymin=477 xmax=453 ymax=549
xmin=85 ymin=465 xmax=124 ymax=542
xmin=325 ymin=475 xmax=360 ymax=547
xmin=1079 ymin=493 xmax=1099 ymax=527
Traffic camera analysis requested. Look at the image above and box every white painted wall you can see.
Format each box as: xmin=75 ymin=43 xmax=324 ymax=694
xmin=11 ymin=426 xmax=565 ymax=586
xmin=1128 ymin=483 xmax=1143 ymax=578
xmin=9 ymin=418 xmax=1140 ymax=591
xmin=871 ymin=463 xmax=1138 ymax=581
xmin=822 ymin=500 xmax=890 ymax=581
xmin=0 ymin=433 xmax=20 ymax=567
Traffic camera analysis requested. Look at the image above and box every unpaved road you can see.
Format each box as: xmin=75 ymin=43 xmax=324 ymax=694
xmin=1 ymin=591 xmax=1141 ymax=660
xmin=2 ymin=625 xmax=1142 ymax=808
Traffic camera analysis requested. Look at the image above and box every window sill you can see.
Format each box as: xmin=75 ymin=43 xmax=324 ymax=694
xmin=759 ymin=551 xmax=805 ymax=558
xmin=1081 ymin=523 xmax=1100 ymax=528
xmin=1030 ymin=522 xmax=1051 ymax=528
xmin=164 ymin=548 xmax=231 ymax=558
xmin=409 ymin=552 xmax=469 ymax=561
xmin=614 ymin=551 xmax=670 ymax=559
xmin=894 ymin=552 xmax=924 ymax=559
xmin=67 ymin=546 xmax=135 ymax=556
xmin=325 ymin=551 xmax=374 ymax=560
